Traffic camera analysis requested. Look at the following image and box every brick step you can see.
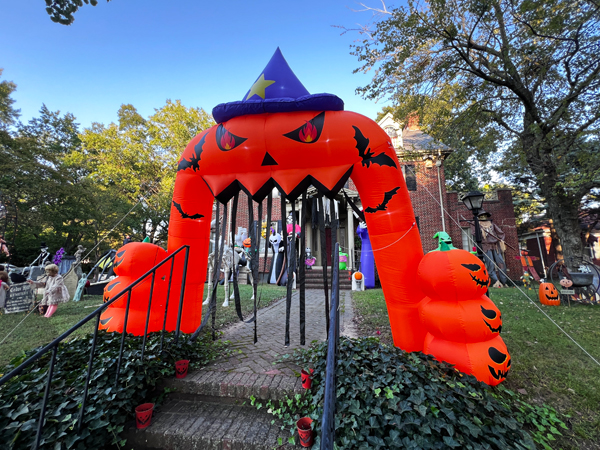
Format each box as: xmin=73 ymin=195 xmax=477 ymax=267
xmin=162 ymin=369 xmax=303 ymax=403
xmin=123 ymin=398 xmax=293 ymax=450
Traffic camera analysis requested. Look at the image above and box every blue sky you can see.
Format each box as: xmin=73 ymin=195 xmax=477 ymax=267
xmin=0 ymin=1 xmax=394 ymax=129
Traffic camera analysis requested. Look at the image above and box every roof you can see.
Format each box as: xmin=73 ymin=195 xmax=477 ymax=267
xmin=401 ymin=129 xmax=452 ymax=155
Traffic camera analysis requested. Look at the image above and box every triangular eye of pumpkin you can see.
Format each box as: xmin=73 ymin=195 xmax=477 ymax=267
xmin=215 ymin=125 xmax=247 ymax=151
xmin=461 ymin=263 xmax=482 ymax=271
xmin=283 ymin=111 xmax=325 ymax=143
xmin=488 ymin=346 xmax=508 ymax=364
xmin=481 ymin=306 xmax=497 ymax=319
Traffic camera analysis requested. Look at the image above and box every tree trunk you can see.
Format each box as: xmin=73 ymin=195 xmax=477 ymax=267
xmin=521 ymin=122 xmax=584 ymax=271
xmin=544 ymin=192 xmax=584 ymax=270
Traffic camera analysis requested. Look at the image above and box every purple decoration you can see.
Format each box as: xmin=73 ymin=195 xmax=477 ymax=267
xmin=212 ymin=48 xmax=344 ymax=123
xmin=53 ymin=247 xmax=65 ymax=266
xmin=243 ymin=48 xmax=310 ymax=101
xmin=357 ymin=225 xmax=375 ymax=289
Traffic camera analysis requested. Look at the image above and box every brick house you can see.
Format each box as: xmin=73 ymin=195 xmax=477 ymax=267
xmin=209 ymin=113 xmax=522 ymax=281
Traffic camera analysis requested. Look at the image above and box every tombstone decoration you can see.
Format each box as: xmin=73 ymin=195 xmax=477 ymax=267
xmin=4 ymin=282 xmax=35 ymax=314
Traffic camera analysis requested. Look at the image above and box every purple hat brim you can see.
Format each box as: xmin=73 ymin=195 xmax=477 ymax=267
xmin=212 ymin=93 xmax=344 ymax=124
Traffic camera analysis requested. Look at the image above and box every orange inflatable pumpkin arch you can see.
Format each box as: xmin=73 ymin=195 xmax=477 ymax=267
xmin=101 ymin=49 xmax=510 ymax=385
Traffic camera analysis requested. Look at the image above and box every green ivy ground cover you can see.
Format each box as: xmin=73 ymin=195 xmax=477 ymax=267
xmin=352 ymin=287 xmax=600 ymax=449
xmin=0 ymin=330 xmax=228 ymax=450
xmin=262 ymin=338 xmax=567 ymax=449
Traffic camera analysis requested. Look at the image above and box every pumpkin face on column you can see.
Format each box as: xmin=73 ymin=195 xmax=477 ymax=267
xmin=419 ymin=297 xmax=502 ymax=342
xmin=417 ymin=245 xmax=490 ymax=301
xmin=101 ymin=242 xmax=171 ymax=334
xmin=539 ymin=282 xmax=560 ymax=306
xmin=418 ymin=243 xmax=509 ymax=385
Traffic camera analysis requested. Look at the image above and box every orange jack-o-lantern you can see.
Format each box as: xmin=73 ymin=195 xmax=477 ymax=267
xmin=539 ymin=282 xmax=560 ymax=306
xmin=417 ymin=246 xmax=490 ymax=300
xmin=354 ymin=272 xmax=363 ymax=280
xmin=243 ymin=237 xmax=252 ymax=248
xmin=101 ymin=242 xmax=172 ymax=334
xmin=559 ymin=278 xmax=573 ymax=288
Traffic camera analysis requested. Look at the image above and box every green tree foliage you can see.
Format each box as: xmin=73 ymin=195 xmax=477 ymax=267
xmin=74 ymin=101 xmax=215 ymax=245
xmin=0 ymin=69 xmax=20 ymax=128
xmin=352 ymin=0 xmax=600 ymax=263
xmin=44 ymin=0 xmax=111 ymax=25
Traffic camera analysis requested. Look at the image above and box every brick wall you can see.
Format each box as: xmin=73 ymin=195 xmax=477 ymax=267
xmin=445 ymin=189 xmax=522 ymax=279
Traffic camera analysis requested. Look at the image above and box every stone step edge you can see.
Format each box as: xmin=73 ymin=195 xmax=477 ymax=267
xmin=161 ymin=369 xmax=305 ymax=402
xmin=123 ymin=399 xmax=294 ymax=450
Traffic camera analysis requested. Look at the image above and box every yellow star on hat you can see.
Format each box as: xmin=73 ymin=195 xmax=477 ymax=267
xmin=246 ymin=74 xmax=275 ymax=100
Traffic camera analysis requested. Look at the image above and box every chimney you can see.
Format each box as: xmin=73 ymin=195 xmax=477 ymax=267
xmin=406 ymin=113 xmax=420 ymax=131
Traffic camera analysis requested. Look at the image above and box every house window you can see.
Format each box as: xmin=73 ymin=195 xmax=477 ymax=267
xmin=402 ymin=165 xmax=417 ymax=191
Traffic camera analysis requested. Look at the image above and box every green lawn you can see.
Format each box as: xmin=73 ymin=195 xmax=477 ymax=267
xmin=352 ymin=287 xmax=600 ymax=449
xmin=0 ymin=283 xmax=286 ymax=369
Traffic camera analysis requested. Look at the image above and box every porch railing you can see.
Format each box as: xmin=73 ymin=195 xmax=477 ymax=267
xmin=321 ymin=242 xmax=340 ymax=449
xmin=0 ymin=245 xmax=190 ymax=450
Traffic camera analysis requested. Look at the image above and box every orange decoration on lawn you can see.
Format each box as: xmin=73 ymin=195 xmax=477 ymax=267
xmin=539 ymin=282 xmax=561 ymax=306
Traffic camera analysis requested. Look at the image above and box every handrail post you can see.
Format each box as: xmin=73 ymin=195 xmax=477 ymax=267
xmin=160 ymin=257 xmax=176 ymax=353
xmin=321 ymin=243 xmax=340 ymax=449
xmin=174 ymin=245 xmax=190 ymax=344
xmin=33 ymin=345 xmax=58 ymax=450
xmin=115 ymin=289 xmax=132 ymax=388
xmin=140 ymin=271 xmax=156 ymax=360
xmin=77 ymin=313 xmax=101 ymax=433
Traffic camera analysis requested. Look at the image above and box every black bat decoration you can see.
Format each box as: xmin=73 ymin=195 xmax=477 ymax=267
xmin=352 ymin=126 xmax=397 ymax=169
xmin=365 ymin=187 xmax=400 ymax=213
xmin=173 ymin=201 xmax=204 ymax=220
xmin=177 ymin=134 xmax=206 ymax=172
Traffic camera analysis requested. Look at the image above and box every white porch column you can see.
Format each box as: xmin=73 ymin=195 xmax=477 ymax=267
xmin=347 ymin=205 xmax=354 ymax=270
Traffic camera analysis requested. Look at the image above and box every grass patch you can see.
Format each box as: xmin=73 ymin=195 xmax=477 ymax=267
xmin=0 ymin=284 xmax=286 ymax=368
xmin=0 ymin=295 xmax=103 ymax=367
xmin=352 ymin=287 xmax=600 ymax=449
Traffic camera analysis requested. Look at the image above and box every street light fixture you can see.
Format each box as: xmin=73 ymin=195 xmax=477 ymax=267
xmin=462 ymin=191 xmax=486 ymax=261
xmin=461 ymin=191 xmax=485 ymax=213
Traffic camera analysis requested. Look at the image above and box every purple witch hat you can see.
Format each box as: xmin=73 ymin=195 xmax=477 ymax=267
xmin=212 ymin=48 xmax=344 ymax=123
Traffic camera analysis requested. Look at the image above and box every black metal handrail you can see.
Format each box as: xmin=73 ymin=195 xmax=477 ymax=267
xmin=321 ymin=242 xmax=340 ymax=449
xmin=0 ymin=244 xmax=190 ymax=450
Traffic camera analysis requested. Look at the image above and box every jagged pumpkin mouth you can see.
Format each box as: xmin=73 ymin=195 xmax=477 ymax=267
xmin=469 ymin=273 xmax=490 ymax=288
xmin=209 ymin=166 xmax=355 ymax=203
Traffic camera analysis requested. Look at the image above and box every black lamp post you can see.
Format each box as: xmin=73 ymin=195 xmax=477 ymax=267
xmin=462 ymin=191 xmax=486 ymax=260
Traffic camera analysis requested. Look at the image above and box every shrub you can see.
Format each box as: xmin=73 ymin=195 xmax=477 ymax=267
xmin=263 ymin=337 xmax=566 ymax=449
xmin=0 ymin=331 xmax=227 ymax=449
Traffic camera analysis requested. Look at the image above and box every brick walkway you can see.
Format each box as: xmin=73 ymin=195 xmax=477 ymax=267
xmin=207 ymin=289 xmax=357 ymax=376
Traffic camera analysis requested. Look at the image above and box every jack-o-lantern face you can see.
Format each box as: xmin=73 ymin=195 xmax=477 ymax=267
xmin=101 ymin=242 xmax=170 ymax=334
xmin=419 ymin=297 xmax=502 ymax=343
xmin=488 ymin=346 xmax=511 ymax=381
xmin=418 ymin=248 xmax=490 ymax=300
xmin=559 ymin=278 xmax=573 ymax=288
xmin=461 ymin=263 xmax=490 ymax=289
xmin=539 ymin=282 xmax=560 ymax=306
xmin=481 ymin=305 xmax=502 ymax=333
xmin=176 ymin=110 xmax=398 ymax=202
